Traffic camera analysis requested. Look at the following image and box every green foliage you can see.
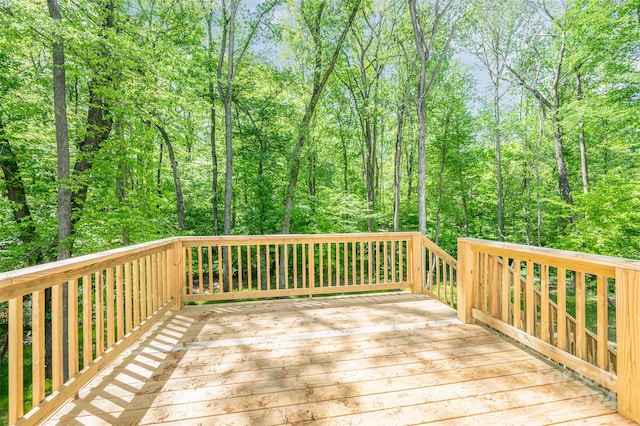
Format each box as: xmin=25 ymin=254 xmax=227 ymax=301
xmin=0 ymin=0 xmax=638 ymax=274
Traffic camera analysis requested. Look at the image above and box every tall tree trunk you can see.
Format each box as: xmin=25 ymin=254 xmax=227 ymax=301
xmin=536 ymin=108 xmax=544 ymax=246
xmin=393 ymin=107 xmax=404 ymax=232
xmin=210 ymin=98 xmax=220 ymax=234
xmin=281 ymin=0 xmax=361 ymax=234
xmin=434 ymin=118 xmax=449 ymax=246
xmin=494 ymin=82 xmax=504 ymax=241
xmin=576 ymin=70 xmax=589 ymax=194
xmin=48 ymin=0 xmax=71 ymax=382
xmin=116 ymin=118 xmax=129 ymax=245
xmin=155 ymin=125 xmax=185 ymax=232
xmin=206 ymin=12 xmax=220 ymax=235
xmin=408 ymin=0 xmax=456 ymax=235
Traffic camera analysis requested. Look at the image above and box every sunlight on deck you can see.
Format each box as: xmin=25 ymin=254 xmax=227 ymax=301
xmin=45 ymin=293 xmax=630 ymax=425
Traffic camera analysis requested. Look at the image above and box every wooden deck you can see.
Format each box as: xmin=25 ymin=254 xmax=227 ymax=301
xmin=45 ymin=293 xmax=631 ymax=425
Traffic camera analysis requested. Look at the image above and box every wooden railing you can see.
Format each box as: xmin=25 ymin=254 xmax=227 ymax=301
xmin=419 ymin=235 xmax=458 ymax=308
xmin=0 ymin=238 xmax=179 ymax=425
xmin=0 ymin=232 xmax=458 ymax=425
xmin=457 ymin=238 xmax=640 ymax=423
xmin=181 ymin=233 xmax=417 ymax=301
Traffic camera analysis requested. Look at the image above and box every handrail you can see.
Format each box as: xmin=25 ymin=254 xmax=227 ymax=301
xmin=4 ymin=232 xmax=454 ymax=425
xmin=419 ymin=235 xmax=458 ymax=308
xmin=457 ymin=237 xmax=640 ymax=423
xmin=179 ymin=233 xmax=417 ymax=302
xmin=0 ymin=237 xmax=178 ymax=300
xmin=1 ymin=238 xmax=180 ymax=425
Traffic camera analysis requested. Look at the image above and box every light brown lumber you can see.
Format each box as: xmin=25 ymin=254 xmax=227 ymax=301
xmin=18 ymin=302 xmax=171 ymax=426
xmin=424 ymin=398 xmax=621 ymax=425
xmin=96 ymin=377 xmax=600 ymax=425
xmin=54 ymin=364 xmax=564 ymax=422
xmin=473 ymin=308 xmax=617 ymax=392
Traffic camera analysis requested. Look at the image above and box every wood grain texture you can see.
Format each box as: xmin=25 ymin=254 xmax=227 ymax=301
xmin=43 ymin=293 xmax=625 ymax=426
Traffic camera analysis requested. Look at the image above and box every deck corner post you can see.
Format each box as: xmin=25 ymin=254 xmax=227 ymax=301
xmin=615 ymin=267 xmax=640 ymax=423
xmin=170 ymin=239 xmax=184 ymax=311
xmin=457 ymin=239 xmax=474 ymax=323
xmin=411 ymin=233 xmax=423 ymax=294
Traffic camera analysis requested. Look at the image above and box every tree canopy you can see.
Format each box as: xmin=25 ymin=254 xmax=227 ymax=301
xmin=1 ymin=0 xmax=638 ymax=272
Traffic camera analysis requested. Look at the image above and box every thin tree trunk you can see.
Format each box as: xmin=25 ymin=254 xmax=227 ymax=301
xmin=155 ymin=125 xmax=185 ymax=232
xmin=210 ymin=101 xmax=220 ymax=234
xmin=393 ymin=107 xmax=404 ymax=232
xmin=206 ymin=12 xmax=220 ymax=235
xmin=494 ymin=82 xmax=504 ymax=241
xmin=116 ymin=118 xmax=129 ymax=245
xmin=281 ymin=0 xmax=361 ymax=235
xmin=408 ymin=0 xmax=456 ymax=235
xmin=576 ymin=71 xmax=589 ymax=194
xmin=48 ymin=0 xmax=71 ymax=382
xmin=536 ymin=108 xmax=544 ymax=246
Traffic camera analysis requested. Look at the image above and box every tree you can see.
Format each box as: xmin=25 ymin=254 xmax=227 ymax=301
xmin=280 ymin=0 xmax=362 ymax=234
xmin=408 ymin=0 xmax=457 ymax=235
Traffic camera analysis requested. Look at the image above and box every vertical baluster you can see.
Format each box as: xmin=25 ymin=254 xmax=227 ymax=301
xmin=257 ymin=244 xmax=262 ymax=291
xmin=32 ymin=289 xmax=45 ymax=405
xmin=247 ymin=246 xmax=253 ymax=291
xmin=540 ymin=264 xmax=550 ymax=342
xmin=83 ymin=274 xmax=93 ymax=366
xmin=217 ymin=245 xmax=223 ymax=292
xmin=95 ymin=272 xmax=104 ymax=356
xmin=575 ymin=271 xmax=587 ymax=359
xmin=328 ymin=242 xmax=333 ymax=286
xmin=275 ymin=244 xmax=280 ymax=290
xmin=9 ymin=296 xmax=24 ymax=424
xmin=107 ymin=268 xmax=115 ymax=347
xmin=284 ymin=244 xmax=288 ymax=289
xmin=557 ymin=267 xmax=567 ymax=350
xmin=301 ymin=243 xmax=305 ymax=289
xmin=336 ymin=241 xmax=340 ymax=286
xmin=236 ymin=245 xmax=242 ymax=291
xmin=383 ymin=240 xmax=389 ymax=283
xmin=501 ymin=257 xmax=510 ymax=322
xmin=125 ymin=262 xmax=133 ymax=333
xmin=319 ymin=243 xmax=324 ymax=287
xmin=360 ymin=241 xmax=365 ymax=285
xmin=52 ymin=283 xmax=64 ymax=388
xmin=68 ymin=278 xmax=78 ymax=377
xmin=343 ymin=242 xmax=348 ymax=286
xmin=207 ymin=246 xmax=214 ymax=293
xmin=227 ymin=245 xmax=234 ymax=292
xmin=116 ymin=265 xmax=124 ymax=340
xmin=513 ymin=259 xmax=522 ymax=330
xmin=525 ymin=260 xmax=535 ymax=335
xmin=367 ymin=240 xmax=372 ymax=285
xmin=352 ymin=241 xmax=357 ymax=286
xmin=197 ymin=246 xmax=203 ymax=295
xmin=309 ymin=243 xmax=315 ymax=289
xmin=399 ymin=241 xmax=404 ymax=283
xmin=187 ymin=247 xmax=194 ymax=294
xmin=596 ymin=275 xmax=608 ymax=369
xmin=132 ymin=261 xmax=140 ymax=328
xmin=140 ymin=258 xmax=148 ymax=320
xmin=291 ymin=243 xmax=298 ymax=288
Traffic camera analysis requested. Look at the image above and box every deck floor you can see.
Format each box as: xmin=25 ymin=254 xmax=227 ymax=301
xmin=46 ymin=293 xmax=632 ymax=425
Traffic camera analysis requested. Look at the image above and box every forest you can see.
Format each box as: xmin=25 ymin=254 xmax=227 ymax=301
xmin=0 ymin=0 xmax=638 ymax=273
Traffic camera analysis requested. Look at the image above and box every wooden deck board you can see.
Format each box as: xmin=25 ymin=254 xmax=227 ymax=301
xmin=45 ymin=293 xmax=629 ymax=425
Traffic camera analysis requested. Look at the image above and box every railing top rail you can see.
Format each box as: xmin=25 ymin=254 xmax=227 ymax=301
xmin=0 ymin=237 xmax=179 ymax=301
xmin=421 ymin=235 xmax=457 ymax=267
xmin=180 ymin=232 xmax=419 ymax=246
xmin=460 ymin=237 xmax=640 ymax=274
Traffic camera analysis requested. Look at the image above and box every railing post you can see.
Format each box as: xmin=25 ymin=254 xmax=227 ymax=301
xmin=457 ymin=239 xmax=474 ymax=323
xmin=411 ymin=233 xmax=422 ymax=294
xmin=616 ymin=267 xmax=640 ymax=423
xmin=170 ymin=239 xmax=184 ymax=311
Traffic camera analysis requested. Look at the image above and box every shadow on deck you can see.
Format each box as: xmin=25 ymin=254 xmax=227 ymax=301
xmin=46 ymin=293 xmax=630 ymax=425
